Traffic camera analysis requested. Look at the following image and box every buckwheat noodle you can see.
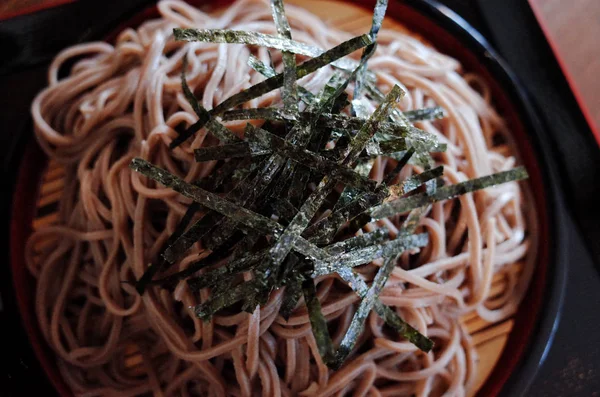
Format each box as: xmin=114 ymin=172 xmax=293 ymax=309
xmin=27 ymin=0 xmax=537 ymax=396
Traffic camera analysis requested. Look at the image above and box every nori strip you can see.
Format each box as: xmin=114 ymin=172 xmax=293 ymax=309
xmin=389 ymin=165 xmax=444 ymax=196
xmin=155 ymin=232 xmax=260 ymax=289
xmin=323 ymin=228 xmax=389 ymax=256
xmin=334 ymin=203 xmax=428 ymax=366
xmin=170 ymin=34 xmax=372 ymax=148
xmin=270 ymin=0 xmax=298 ymax=118
xmin=286 ymin=165 xmax=311 ymax=208
xmin=135 ymin=158 xmax=245 ymax=292
xmin=196 ymin=72 xmax=348 ymax=256
xmin=403 ymin=106 xmax=445 ymax=122
xmin=353 ymin=0 xmax=388 ymax=105
xmin=313 ymin=233 xmax=428 ymax=276
xmin=180 ymin=56 xmax=240 ymax=144
xmin=199 ymin=72 xmax=345 ymax=254
xmin=304 ymin=189 xmax=387 ymax=244
xmin=186 ymin=248 xmax=264 ymax=291
xmin=333 ymin=85 xmax=403 ymax=211
xmin=247 ymin=54 xmax=276 ymax=77
xmin=134 ymin=202 xmax=200 ymax=293
xmin=174 ymin=28 xmax=318 ymax=57
xmin=269 ymin=196 xmax=298 ymax=222
xmin=377 ymin=138 xmax=408 ymax=155
xmin=193 ymin=142 xmax=266 ymax=162
xmin=194 ymin=280 xmax=260 ymax=320
xmin=303 ymin=275 xmax=336 ymax=364
xmin=222 ymin=109 xmax=442 ymax=153
xmin=280 ymin=272 xmax=303 ymax=320
xmin=371 ymin=167 xmax=528 ymax=220
xmin=130 ymin=159 xmax=277 ymax=243
xmin=245 ymin=124 xmax=377 ymax=190
xmin=383 ymin=148 xmax=414 ymax=185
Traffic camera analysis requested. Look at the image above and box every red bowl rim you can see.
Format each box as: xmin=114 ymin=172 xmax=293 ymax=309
xmin=9 ymin=1 xmax=565 ymax=396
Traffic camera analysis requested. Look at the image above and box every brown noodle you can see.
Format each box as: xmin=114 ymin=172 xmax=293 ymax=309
xmin=27 ymin=0 xmax=537 ymax=395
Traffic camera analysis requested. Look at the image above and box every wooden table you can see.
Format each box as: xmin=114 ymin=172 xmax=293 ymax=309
xmin=529 ymin=0 xmax=600 ymax=141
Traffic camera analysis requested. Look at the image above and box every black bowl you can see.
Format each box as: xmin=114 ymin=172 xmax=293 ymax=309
xmin=3 ymin=1 xmax=567 ymax=396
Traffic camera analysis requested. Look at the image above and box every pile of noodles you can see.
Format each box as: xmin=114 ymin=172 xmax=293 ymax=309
xmin=27 ymin=0 xmax=537 ymax=395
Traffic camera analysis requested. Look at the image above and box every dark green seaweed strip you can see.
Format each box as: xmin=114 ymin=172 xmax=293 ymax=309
xmin=153 ymin=232 xmax=261 ymax=289
xmin=248 ymin=73 xmax=354 ymax=271
xmin=134 ymin=202 xmax=200 ymax=293
xmin=221 ymin=108 xmax=292 ymax=122
xmin=403 ymin=107 xmax=445 ymax=122
xmin=302 ymin=276 xmax=336 ymax=365
xmin=170 ymin=34 xmax=372 ymax=149
xmin=270 ymin=0 xmax=298 ymax=118
xmin=313 ymin=233 xmax=428 ymax=277
xmin=371 ymin=167 xmax=528 ymax=220
xmin=193 ymin=142 xmax=264 ymax=162
xmin=194 ymin=280 xmax=259 ymax=320
xmin=162 ymin=156 xmax=272 ymax=264
xmin=335 ymin=203 xmax=427 ymax=366
xmin=186 ymin=249 xmax=264 ymax=291
xmin=174 ymin=28 xmax=318 ymax=57
xmin=390 ymin=165 xmax=444 ymax=196
xmin=377 ymin=138 xmax=408 ymax=155
xmin=344 ymin=85 xmax=404 ymax=166
xmin=180 ymin=56 xmax=240 ymax=144
xmin=162 ymin=213 xmax=220 ymax=264
xmin=286 ymin=165 xmax=311 ymax=208
xmin=269 ymin=177 xmax=338 ymax=267
xmin=334 ymin=252 xmax=396 ymax=367
xmin=247 ymin=54 xmax=276 ymax=77
xmin=199 ymin=154 xmax=286 ymax=251
xmin=333 ymin=85 xmax=404 ymax=211
xmin=245 ymin=125 xmax=377 ymax=190
xmin=344 ymin=97 xmax=399 ymax=163
xmin=280 ymin=272 xmax=303 ymax=320
xmin=269 ymin=196 xmax=299 ymax=221
xmin=353 ymin=0 xmax=388 ymax=105
xmin=247 ymin=54 xmax=315 ymax=104
xmin=304 ymin=189 xmax=387 ymax=244
xmin=383 ymin=148 xmax=414 ymax=185
xmin=333 ymin=84 xmax=403 ymax=211
xmin=323 ymin=228 xmax=389 ymax=256
xmin=400 ymin=206 xmax=429 ymax=236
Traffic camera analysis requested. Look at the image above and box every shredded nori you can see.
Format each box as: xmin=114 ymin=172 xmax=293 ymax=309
xmin=127 ymin=2 xmax=530 ymax=368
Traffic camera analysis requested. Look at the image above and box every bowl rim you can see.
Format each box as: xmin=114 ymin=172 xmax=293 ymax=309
xmin=7 ymin=0 xmax=568 ymax=396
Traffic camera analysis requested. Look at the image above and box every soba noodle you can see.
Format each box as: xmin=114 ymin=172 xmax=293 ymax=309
xmin=27 ymin=0 xmax=536 ymax=395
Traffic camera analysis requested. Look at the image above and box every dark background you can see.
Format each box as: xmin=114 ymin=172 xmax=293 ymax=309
xmin=1 ymin=0 xmax=599 ymax=396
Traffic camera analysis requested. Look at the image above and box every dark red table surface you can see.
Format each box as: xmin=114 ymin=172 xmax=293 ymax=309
xmin=0 ymin=1 xmax=599 ymax=396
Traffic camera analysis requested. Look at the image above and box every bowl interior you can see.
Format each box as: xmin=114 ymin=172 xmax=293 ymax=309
xmin=10 ymin=1 xmax=553 ymax=396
